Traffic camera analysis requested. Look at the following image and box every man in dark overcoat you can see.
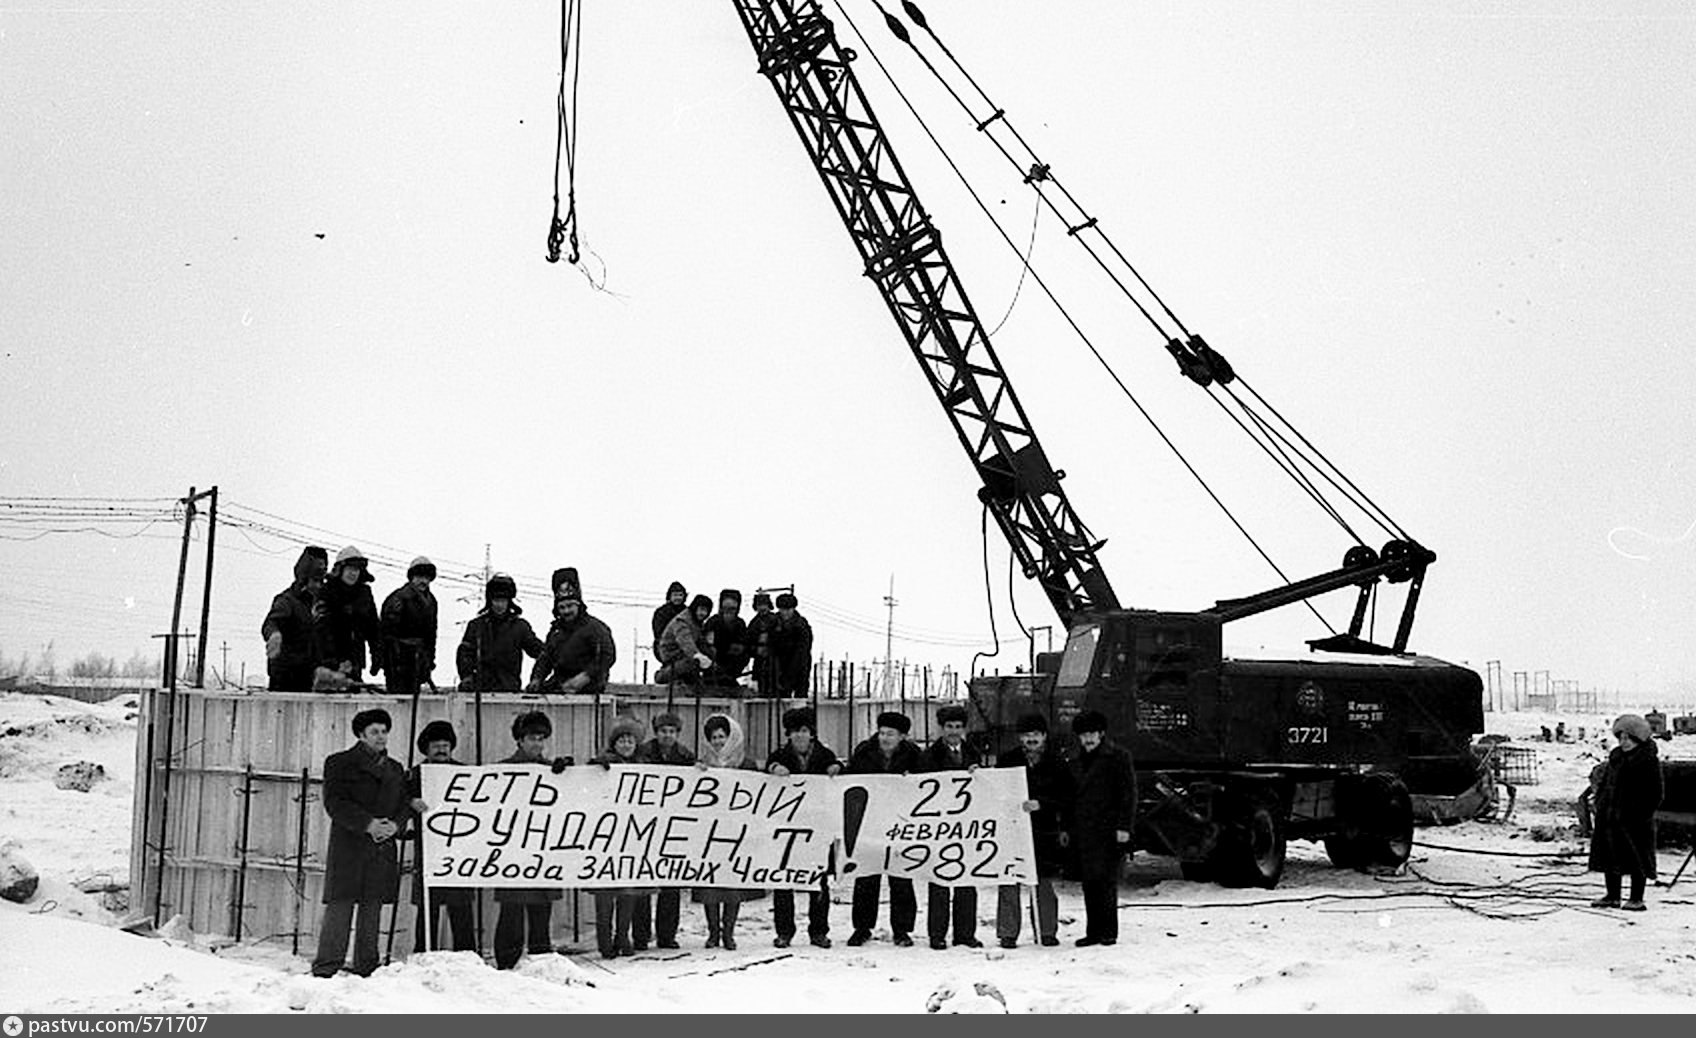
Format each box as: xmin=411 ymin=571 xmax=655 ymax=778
xmin=1067 ymin=708 xmax=1136 ymax=946
xmin=1589 ymin=713 xmax=1664 ymax=910
xmin=995 ymin=712 xmax=1074 ymax=948
xmin=310 ymin=707 xmax=409 ymax=978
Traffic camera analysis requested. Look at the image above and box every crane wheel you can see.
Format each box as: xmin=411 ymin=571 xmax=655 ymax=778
xmin=1213 ymin=800 xmax=1286 ymax=889
xmin=1328 ymin=773 xmax=1414 ymax=870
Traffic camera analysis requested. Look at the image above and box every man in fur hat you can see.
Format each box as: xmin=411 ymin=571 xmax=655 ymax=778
xmin=766 ymin=706 xmax=840 ymax=947
xmin=995 ymin=712 xmax=1073 ymax=948
xmin=702 ymin=588 xmax=751 ymax=690
xmin=455 ymin=573 xmax=544 ymax=692
xmin=629 ymin=711 xmax=695 ymax=950
xmin=491 ymin=711 xmax=569 ymax=968
xmin=746 ymin=591 xmax=781 ymax=696
xmin=262 ymin=546 xmax=328 ymax=691
xmin=528 ymin=567 xmax=617 ymax=694
xmin=1068 ymin=709 xmax=1136 ymax=946
xmin=380 ymin=556 xmax=438 ymax=696
xmin=311 ymin=708 xmax=408 ymax=977
xmin=846 ymin=711 xmax=922 ymax=946
xmin=919 ymin=704 xmax=985 ymax=949
xmin=406 ymin=719 xmax=474 ymax=951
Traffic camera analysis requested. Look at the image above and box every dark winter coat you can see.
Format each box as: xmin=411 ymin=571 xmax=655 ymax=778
xmin=771 ymin=611 xmax=814 ymax=695
xmin=919 ymin=737 xmax=985 ymax=773
xmin=455 ymin=606 xmax=544 ymax=692
xmin=1588 ymin=739 xmax=1664 ymax=878
xmin=1069 ymin=739 xmax=1137 ymax=881
xmin=262 ymin=547 xmax=326 ymax=691
xmin=998 ymin=746 xmax=1075 ymax=876
xmin=408 ymin=760 xmax=472 ymax=906
xmin=702 ymin=614 xmax=750 ymax=680
xmin=638 ymin=738 xmax=696 ymax=766
xmin=530 ymin=611 xmax=617 ymax=694
xmin=651 ymin=582 xmax=687 ymax=653
xmin=320 ymin=742 xmax=409 ymax=904
xmin=767 ymin=739 xmax=841 ymax=776
xmin=848 ymin=737 xmax=924 ymax=776
xmin=657 ymin=609 xmax=706 ymax=666
xmin=262 ymin=584 xmax=318 ymax=691
xmin=747 ymin=610 xmax=781 ymax=690
xmin=492 ymin=750 xmax=565 ymax=904
xmin=380 ymin=582 xmax=438 ymax=691
xmin=317 ymin=568 xmax=381 ymax=678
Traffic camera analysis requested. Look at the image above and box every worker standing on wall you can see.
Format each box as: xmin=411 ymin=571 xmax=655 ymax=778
xmin=455 ymin=573 xmax=543 ymax=692
xmin=262 ymin=546 xmax=328 ymax=691
xmin=380 ymin=556 xmax=438 ymax=696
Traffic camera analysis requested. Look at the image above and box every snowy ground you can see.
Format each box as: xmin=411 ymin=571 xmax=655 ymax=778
xmin=3 ymin=693 xmax=1695 ymax=1014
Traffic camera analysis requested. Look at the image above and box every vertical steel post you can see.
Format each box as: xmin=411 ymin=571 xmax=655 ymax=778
xmin=293 ymin=767 xmax=310 ymax=956
xmin=232 ymin=763 xmax=253 ymax=940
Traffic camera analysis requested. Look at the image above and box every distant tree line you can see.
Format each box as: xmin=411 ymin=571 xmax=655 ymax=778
xmin=0 ymin=643 xmax=160 ymax=680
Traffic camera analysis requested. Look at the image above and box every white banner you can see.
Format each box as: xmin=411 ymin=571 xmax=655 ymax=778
xmin=838 ymin=768 xmax=1036 ymax=886
xmin=419 ymin=763 xmax=836 ymax=889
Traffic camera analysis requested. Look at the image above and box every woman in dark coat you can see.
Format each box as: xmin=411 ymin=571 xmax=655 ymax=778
xmin=1588 ymin=713 xmax=1663 ymax=910
xmin=310 ymin=708 xmax=409 ymax=978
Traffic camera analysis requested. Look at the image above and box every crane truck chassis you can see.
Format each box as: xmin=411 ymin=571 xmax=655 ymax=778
xmin=712 ymin=1 xmax=1488 ymax=888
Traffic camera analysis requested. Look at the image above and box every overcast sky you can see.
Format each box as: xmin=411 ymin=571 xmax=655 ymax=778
xmin=2 ymin=1 xmax=1692 ymax=698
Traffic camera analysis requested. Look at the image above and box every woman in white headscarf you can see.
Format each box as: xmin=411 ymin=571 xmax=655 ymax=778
xmin=692 ymin=713 xmax=761 ymax=948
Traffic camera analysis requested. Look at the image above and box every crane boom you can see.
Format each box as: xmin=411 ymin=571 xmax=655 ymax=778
xmin=731 ymin=0 xmax=1118 ymax=626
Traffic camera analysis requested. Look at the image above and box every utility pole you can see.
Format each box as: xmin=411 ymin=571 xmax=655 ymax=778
xmin=482 ymin=544 xmax=492 ymax=584
xmin=220 ymin=642 xmax=230 ymax=689
xmin=882 ymin=574 xmax=897 ymax=696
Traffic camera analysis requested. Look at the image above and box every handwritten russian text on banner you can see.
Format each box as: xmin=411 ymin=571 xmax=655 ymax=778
xmin=839 ymin=767 xmax=1036 ymax=885
xmin=420 ymin=763 xmax=836 ymax=889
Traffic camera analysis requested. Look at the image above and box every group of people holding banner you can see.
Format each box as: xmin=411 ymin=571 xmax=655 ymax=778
xmin=308 ymin=699 xmax=1137 ymax=977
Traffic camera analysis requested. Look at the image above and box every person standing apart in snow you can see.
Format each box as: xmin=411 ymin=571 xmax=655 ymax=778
xmin=491 ymin=711 xmax=571 ymax=968
xmin=766 ymin=706 xmax=841 ymax=948
xmin=380 ymin=556 xmax=438 ymax=696
xmin=996 ymin=712 xmax=1073 ymax=948
xmin=770 ymin=592 xmax=814 ymax=697
xmin=455 ymin=573 xmax=544 ymax=692
xmin=702 ymin=588 xmax=751 ymax=691
xmin=1588 ymin=713 xmax=1664 ymax=911
xmin=651 ymin=580 xmax=688 ymax=651
xmin=262 ymin=545 xmax=328 ymax=691
xmin=632 ymin=712 xmax=695 ymax=950
xmin=1067 ymin=709 xmax=1136 ymax=946
xmin=746 ymin=591 xmax=781 ymax=696
xmin=406 ymin=720 xmax=474 ymax=952
xmin=528 ymin=568 xmax=617 ymax=694
xmin=311 ymin=708 xmax=408 ymax=978
xmin=846 ymin=711 xmax=923 ymax=947
xmin=316 ymin=546 xmax=382 ymax=685
xmin=593 ymin=718 xmax=652 ymax=958
xmin=655 ymin=593 xmax=715 ymax=687
xmin=919 ymin=704 xmax=985 ymax=950
xmin=693 ymin=713 xmax=761 ymax=949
